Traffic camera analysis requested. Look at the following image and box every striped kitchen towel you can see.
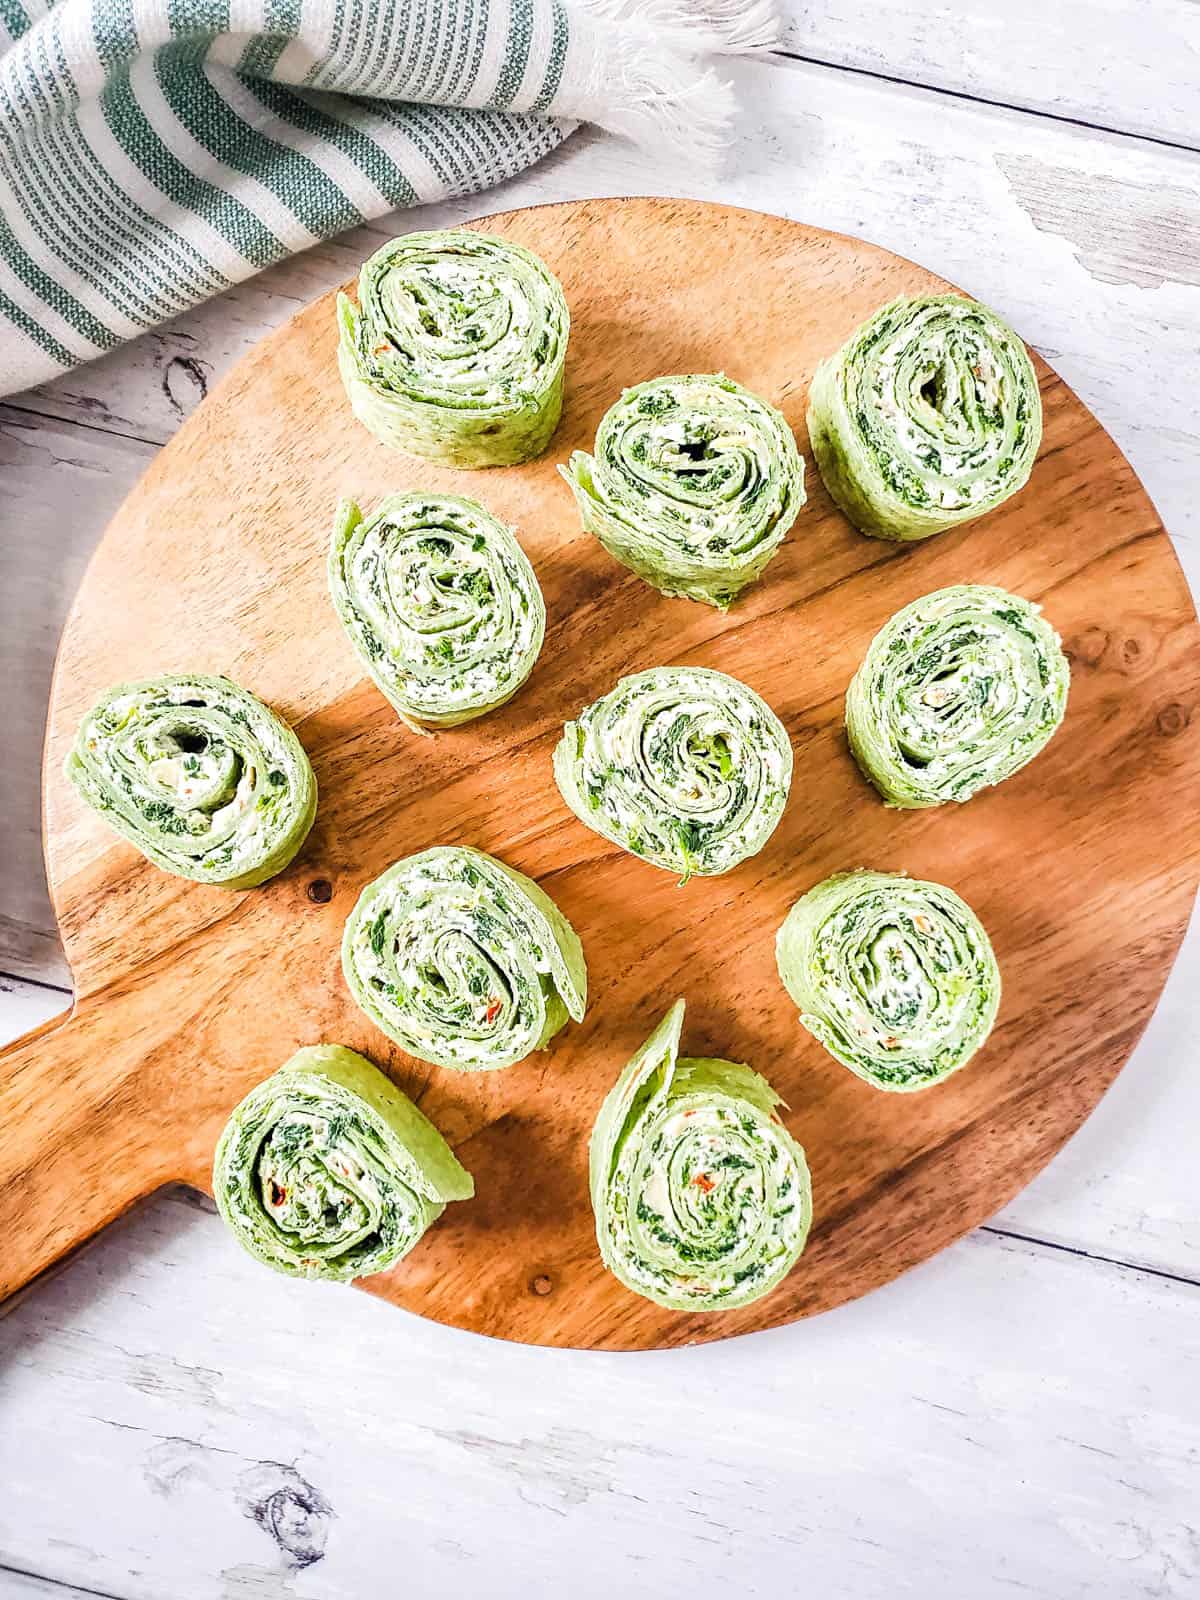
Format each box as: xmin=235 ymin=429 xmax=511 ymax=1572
xmin=0 ymin=0 xmax=776 ymax=396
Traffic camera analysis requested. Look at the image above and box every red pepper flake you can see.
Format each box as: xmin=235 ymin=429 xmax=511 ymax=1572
xmin=269 ymin=1181 xmax=286 ymax=1206
xmin=692 ymin=1172 xmax=715 ymax=1194
xmin=373 ymin=342 xmax=390 ymax=356
xmin=484 ymin=996 xmax=502 ymax=1024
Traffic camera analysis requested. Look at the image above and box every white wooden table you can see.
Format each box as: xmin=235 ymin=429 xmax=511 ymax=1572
xmin=3 ymin=7 xmax=1199 ymax=1595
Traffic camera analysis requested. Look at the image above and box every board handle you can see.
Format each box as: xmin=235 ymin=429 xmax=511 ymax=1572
xmin=0 ymin=997 xmax=176 ymax=1305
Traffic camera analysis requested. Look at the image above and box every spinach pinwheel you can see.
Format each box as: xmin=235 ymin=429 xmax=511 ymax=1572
xmin=337 ymin=230 xmax=569 ymax=468
xmin=846 ymin=584 xmax=1070 ymax=808
xmin=213 ymin=1045 xmax=473 ymax=1281
xmin=807 ymin=294 xmax=1042 ymax=541
xmin=561 ymin=373 xmax=805 ymax=608
xmin=342 ymin=846 xmax=586 ymax=1071
xmin=554 ymin=666 xmax=792 ymax=881
xmin=329 ymin=494 xmax=545 ymax=730
xmin=65 ymin=674 xmax=316 ymax=887
xmin=776 ymin=871 xmax=1001 ymax=1091
xmin=590 ymin=1000 xmax=812 ymax=1311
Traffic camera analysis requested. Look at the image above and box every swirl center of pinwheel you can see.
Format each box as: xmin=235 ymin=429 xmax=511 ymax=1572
xmin=854 ymin=305 xmax=1030 ymax=513
xmin=383 ymin=532 xmax=497 ymax=639
xmin=849 ymin=920 xmax=948 ymax=1039
xmin=134 ymin=719 xmax=243 ymax=814
xmin=370 ymin=903 xmax=519 ymax=1039
xmin=904 ymin=334 xmax=1001 ymax=447
xmin=634 ymin=1107 xmax=769 ymax=1270
xmin=378 ymin=258 xmax=519 ymax=367
xmin=637 ymin=707 xmax=743 ymax=819
xmin=668 ymin=1121 xmax=765 ymax=1242
xmin=422 ymin=926 xmax=513 ymax=1034
xmin=892 ymin=621 xmax=1037 ymax=768
xmin=256 ymin=1113 xmax=382 ymax=1254
xmin=619 ymin=411 xmax=753 ymax=513
xmin=109 ymin=705 xmax=278 ymax=842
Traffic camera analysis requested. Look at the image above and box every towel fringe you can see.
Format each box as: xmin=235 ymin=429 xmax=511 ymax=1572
xmin=565 ymin=43 xmax=741 ymax=166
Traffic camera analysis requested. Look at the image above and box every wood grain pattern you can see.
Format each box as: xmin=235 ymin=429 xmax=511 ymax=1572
xmin=2 ymin=198 xmax=1197 ymax=1351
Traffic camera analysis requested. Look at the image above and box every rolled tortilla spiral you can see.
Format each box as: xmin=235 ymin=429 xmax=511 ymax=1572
xmin=775 ymin=870 xmax=1001 ymax=1091
xmin=561 ymin=372 xmax=805 ymax=608
xmin=342 ymin=846 xmax=587 ymax=1071
xmin=213 ymin=1045 xmax=473 ymax=1281
xmin=846 ymin=584 xmax=1070 ymax=808
xmin=590 ymin=1000 xmax=813 ymax=1311
xmin=554 ymin=665 xmax=793 ymax=881
xmin=337 ymin=230 xmax=569 ymax=468
xmin=65 ymin=673 xmax=316 ymax=888
xmin=329 ymin=493 xmax=545 ymax=730
xmin=807 ymin=294 xmax=1042 ymax=541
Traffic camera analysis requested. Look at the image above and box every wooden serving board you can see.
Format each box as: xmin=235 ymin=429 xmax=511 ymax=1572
xmin=3 ymin=198 xmax=1198 ymax=1350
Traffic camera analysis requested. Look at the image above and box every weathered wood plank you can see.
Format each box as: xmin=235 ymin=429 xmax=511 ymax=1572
xmin=0 ymin=1183 xmax=1195 ymax=1598
xmin=783 ymin=0 xmax=1200 ymax=148
xmin=0 ymin=410 xmax=157 ymax=985
xmin=0 ymin=976 xmax=68 ymax=1037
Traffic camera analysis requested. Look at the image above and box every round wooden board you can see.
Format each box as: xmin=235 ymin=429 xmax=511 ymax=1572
xmin=4 ymin=198 xmax=1198 ymax=1349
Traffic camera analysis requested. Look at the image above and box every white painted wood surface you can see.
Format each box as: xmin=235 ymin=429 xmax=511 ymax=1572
xmin=2 ymin=1179 xmax=1197 ymax=1600
xmin=787 ymin=1 xmax=1200 ymax=147
xmin=2 ymin=12 xmax=1198 ymax=1597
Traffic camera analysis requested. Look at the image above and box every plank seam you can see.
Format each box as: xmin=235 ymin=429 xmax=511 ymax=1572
xmin=0 ymin=1559 xmax=132 ymax=1600
xmin=0 ymin=971 xmax=72 ymax=998
xmin=769 ymin=48 xmax=1200 ymax=159
xmin=1 ymin=401 xmax=166 ymax=451
xmin=980 ymin=1225 xmax=1200 ymax=1290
